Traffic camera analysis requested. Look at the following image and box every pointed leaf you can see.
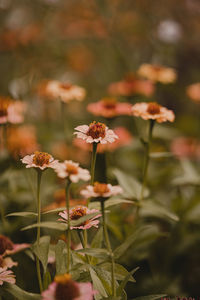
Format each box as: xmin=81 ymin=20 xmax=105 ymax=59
xmin=6 ymin=212 xmax=37 ymax=218
xmin=76 ymin=248 xmax=109 ymax=259
xmin=55 ymin=240 xmax=67 ymax=275
xmin=32 ymin=236 xmax=50 ymax=273
xmin=117 ymin=267 xmax=139 ymax=296
xmin=42 ymin=207 xmax=66 ymax=215
xmin=89 ymin=267 xmax=107 ymax=299
xmin=21 ymin=221 xmax=68 ymax=231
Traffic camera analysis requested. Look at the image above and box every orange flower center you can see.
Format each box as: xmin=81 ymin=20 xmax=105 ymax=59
xmin=147 ymin=102 xmax=161 ymax=115
xmin=152 ymin=65 xmax=162 ymax=73
xmin=93 ymin=182 xmax=109 ymax=195
xmin=32 ymin=151 xmax=51 ymax=166
xmin=102 ymin=97 xmax=117 ymax=109
xmin=70 ymin=206 xmax=87 ymax=221
xmin=66 ymin=163 xmax=78 ymax=175
xmin=0 ymin=100 xmax=10 ymax=117
xmin=55 ymin=274 xmax=80 ymax=300
xmin=60 ymin=83 xmax=72 ymax=90
xmin=87 ymin=121 xmax=106 ymax=139
xmin=0 ymin=235 xmax=14 ymax=255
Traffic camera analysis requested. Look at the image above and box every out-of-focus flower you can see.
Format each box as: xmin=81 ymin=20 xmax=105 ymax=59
xmin=157 ymin=20 xmax=182 ymax=43
xmin=186 ymin=83 xmax=200 ymax=103
xmin=137 ymin=64 xmax=177 ymax=84
xmin=42 ymin=274 xmax=96 ymax=300
xmin=21 ymin=151 xmax=59 ymax=170
xmin=0 ymin=98 xmax=25 ymax=124
xmin=87 ymin=97 xmax=132 ymax=118
xmin=51 ymin=141 xmax=70 ymax=161
xmin=0 ymin=268 xmax=15 ymax=285
xmin=67 ymin=45 xmax=95 ymax=73
xmin=74 ymin=121 xmax=118 ymax=144
xmin=0 ymin=256 xmax=17 ymax=269
xmin=0 ymin=235 xmax=29 ymax=257
xmin=171 ymin=137 xmax=200 ymax=159
xmin=81 ymin=182 xmax=123 ymax=199
xmin=132 ymin=102 xmax=175 ymax=123
xmin=59 ymin=206 xmax=101 ymax=230
xmin=54 ymin=160 xmax=90 ymax=182
xmin=7 ymin=125 xmax=39 ymax=159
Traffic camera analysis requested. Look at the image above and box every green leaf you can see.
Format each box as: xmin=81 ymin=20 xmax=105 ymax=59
xmin=32 ymin=236 xmax=50 ymax=273
xmin=76 ymin=248 xmax=109 ymax=259
xmin=21 ymin=221 xmax=68 ymax=231
xmin=89 ymin=199 xmax=134 ymax=211
xmin=43 ymin=270 xmax=52 ymax=290
xmin=6 ymin=212 xmax=37 ymax=218
xmin=91 ymin=228 xmax=103 ymax=264
xmin=132 ymin=294 xmax=167 ymax=300
xmin=172 ymin=159 xmax=200 ymax=186
xmin=42 ymin=207 xmax=66 ymax=215
xmin=2 ymin=283 xmax=41 ymax=300
xmin=101 ymin=263 xmax=136 ymax=282
xmin=71 ymin=212 xmax=101 ymax=227
xmin=93 ymin=266 xmax=113 ymax=296
xmin=117 ymin=267 xmax=139 ymax=296
xmin=89 ymin=267 xmax=108 ymax=299
xmin=55 ymin=240 xmax=67 ymax=275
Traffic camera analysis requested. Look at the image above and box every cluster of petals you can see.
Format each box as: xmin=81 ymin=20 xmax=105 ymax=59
xmin=132 ymin=102 xmax=175 ymax=123
xmin=81 ymin=182 xmax=123 ymax=198
xmin=87 ymin=97 xmax=132 ymax=118
xmin=0 ymin=235 xmax=29 ymax=257
xmin=59 ymin=206 xmax=101 ymax=230
xmin=74 ymin=122 xmax=118 ymax=144
xmin=171 ymin=137 xmax=200 ymax=159
xmin=54 ymin=160 xmax=90 ymax=182
xmin=21 ymin=151 xmax=59 ymax=170
xmin=137 ymin=63 xmax=177 ymax=84
xmin=0 ymin=267 xmax=16 ymax=285
xmin=0 ymin=98 xmax=25 ymax=125
xmin=186 ymin=82 xmax=200 ymax=103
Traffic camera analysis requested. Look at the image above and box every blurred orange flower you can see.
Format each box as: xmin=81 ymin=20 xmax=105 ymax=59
xmin=186 ymin=82 xmax=200 ymax=103
xmin=171 ymin=137 xmax=200 ymax=159
xmin=138 ymin=64 xmax=177 ymax=84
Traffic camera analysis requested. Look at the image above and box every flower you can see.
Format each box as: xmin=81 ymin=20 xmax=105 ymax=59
xmin=21 ymin=151 xmax=59 ymax=170
xmin=42 ymin=274 xmax=96 ymax=300
xmin=132 ymin=102 xmax=175 ymax=123
xmin=0 ymin=268 xmax=15 ymax=285
xmin=87 ymin=97 xmax=132 ymax=118
xmin=81 ymin=182 xmax=123 ymax=198
xmin=171 ymin=137 xmax=200 ymax=159
xmin=0 ymin=235 xmax=29 ymax=257
xmin=137 ymin=64 xmax=177 ymax=84
xmin=74 ymin=121 xmax=118 ymax=144
xmin=186 ymin=82 xmax=200 ymax=103
xmin=0 ymin=98 xmax=25 ymax=125
xmin=44 ymin=80 xmax=86 ymax=103
xmin=59 ymin=206 xmax=101 ymax=230
xmin=54 ymin=160 xmax=90 ymax=182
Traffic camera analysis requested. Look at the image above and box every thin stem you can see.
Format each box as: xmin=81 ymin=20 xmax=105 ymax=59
xmin=90 ymin=143 xmax=98 ymax=186
xmin=36 ymin=170 xmax=43 ymax=293
xmin=101 ymin=201 xmax=116 ymax=297
xmin=65 ymin=179 xmax=71 ymax=273
xmin=77 ymin=230 xmax=90 ymax=264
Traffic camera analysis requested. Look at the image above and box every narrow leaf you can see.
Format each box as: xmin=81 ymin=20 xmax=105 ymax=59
xmin=21 ymin=221 xmax=68 ymax=231
xmin=6 ymin=212 xmax=37 ymax=218
xmin=2 ymin=283 xmax=41 ymax=300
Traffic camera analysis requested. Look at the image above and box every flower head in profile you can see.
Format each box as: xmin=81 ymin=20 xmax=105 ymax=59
xmin=0 ymin=268 xmax=15 ymax=285
xmin=81 ymin=182 xmax=123 ymax=199
xmin=0 ymin=98 xmax=25 ymax=125
xmin=138 ymin=64 xmax=177 ymax=84
xmin=21 ymin=151 xmax=59 ymax=170
xmin=186 ymin=82 xmax=200 ymax=103
xmin=42 ymin=273 xmax=96 ymax=300
xmin=0 ymin=235 xmax=29 ymax=257
xmin=132 ymin=102 xmax=175 ymax=123
xmin=87 ymin=97 xmax=132 ymax=118
xmin=59 ymin=206 xmax=101 ymax=230
xmin=74 ymin=121 xmax=118 ymax=144
xmin=54 ymin=160 xmax=90 ymax=183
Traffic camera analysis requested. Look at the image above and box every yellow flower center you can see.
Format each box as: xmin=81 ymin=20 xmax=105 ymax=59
xmin=87 ymin=121 xmax=106 ymax=139
xmin=32 ymin=151 xmax=51 ymax=166
xmin=93 ymin=182 xmax=109 ymax=195
xmin=0 ymin=235 xmax=14 ymax=255
xmin=102 ymin=97 xmax=117 ymax=109
xmin=54 ymin=274 xmax=80 ymax=300
xmin=66 ymin=163 xmax=78 ymax=175
xmin=147 ymin=102 xmax=161 ymax=115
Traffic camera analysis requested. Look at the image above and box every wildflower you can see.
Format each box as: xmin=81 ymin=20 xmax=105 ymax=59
xmin=0 ymin=235 xmax=29 ymax=257
xmin=74 ymin=121 xmax=118 ymax=144
xmin=81 ymin=182 xmax=123 ymax=198
xmin=87 ymin=97 xmax=132 ymax=118
xmin=0 ymin=98 xmax=25 ymax=125
xmin=138 ymin=64 xmax=177 ymax=84
xmin=171 ymin=137 xmax=200 ymax=159
xmin=54 ymin=160 xmax=90 ymax=182
xmin=0 ymin=268 xmax=15 ymax=285
xmin=132 ymin=102 xmax=175 ymax=123
xmin=186 ymin=82 xmax=200 ymax=103
xmin=21 ymin=151 xmax=59 ymax=170
xmin=59 ymin=206 xmax=101 ymax=230
xmin=42 ymin=274 xmax=95 ymax=300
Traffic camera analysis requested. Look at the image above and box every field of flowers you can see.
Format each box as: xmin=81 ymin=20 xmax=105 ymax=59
xmin=1 ymin=1 xmax=200 ymax=299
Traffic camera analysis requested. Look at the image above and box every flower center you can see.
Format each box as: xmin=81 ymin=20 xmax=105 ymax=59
xmin=87 ymin=121 xmax=106 ymax=139
xmin=102 ymin=97 xmax=117 ymax=109
xmin=70 ymin=206 xmax=87 ymax=221
xmin=93 ymin=182 xmax=109 ymax=195
xmin=0 ymin=100 xmax=10 ymax=117
xmin=0 ymin=235 xmax=14 ymax=255
xmin=55 ymin=274 xmax=80 ymax=300
xmin=32 ymin=151 xmax=51 ymax=166
xmin=147 ymin=102 xmax=161 ymax=115
xmin=153 ymin=65 xmax=162 ymax=72
xmin=66 ymin=163 xmax=78 ymax=175
xmin=60 ymin=83 xmax=72 ymax=90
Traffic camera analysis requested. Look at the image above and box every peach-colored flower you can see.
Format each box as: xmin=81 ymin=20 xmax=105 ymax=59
xmin=0 ymin=256 xmax=18 ymax=269
xmin=138 ymin=64 xmax=177 ymax=84
xmin=171 ymin=137 xmax=200 ymax=159
xmin=42 ymin=274 xmax=96 ymax=300
xmin=87 ymin=97 xmax=132 ymax=118
xmin=21 ymin=151 xmax=59 ymax=170
xmin=81 ymin=182 xmax=123 ymax=198
xmin=0 ymin=98 xmax=25 ymax=124
xmin=59 ymin=206 xmax=101 ymax=230
xmin=186 ymin=83 xmax=200 ymax=103
xmin=132 ymin=102 xmax=175 ymax=123
xmin=45 ymin=80 xmax=86 ymax=103
xmin=0 ymin=235 xmax=29 ymax=257
xmin=54 ymin=160 xmax=90 ymax=182
xmin=0 ymin=268 xmax=15 ymax=285
xmin=74 ymin=121 xmax=118 ymax=144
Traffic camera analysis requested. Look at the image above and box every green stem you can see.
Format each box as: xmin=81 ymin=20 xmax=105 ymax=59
xmin=90 ymin=143 xmax=98 ymax=186
xmin=101 ymin=201 xmax=116 ymax=297
xmin=36 ymin=170 xmax=43 ymax=293
xmin=77 ymin=230 xmax=90 ymax=264
xmin=66 ymin=179 xmax=72 ymax=273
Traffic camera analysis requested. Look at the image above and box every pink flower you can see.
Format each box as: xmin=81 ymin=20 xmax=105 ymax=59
xmin=132 ymin=102 xmax=175 ymax=123
xmin=74 ymin=121 xmax=118 ymax=144
xmin=21 ymin=151 xmax=59 ymax=170
xmin=171 ymin=137 xmax=200 ymax=159
xmin=0 ymin=98 xmax=25 ymax=125
xmin=87 ymin=97 xmax=132 ymax=118
xmin=0 ymin=235 xmax=29 ymax=257
xmin=54 ymin=160 xmax=90 ymax=182
xmin=186 ymin=82 xmax=200 ymax=103
xmin=59 ymin=206 xmax=101 ymax=230
xmin=137 ymin=64 xmax=177 ymax=84
xmin=0 ymin=268 xmax=16 ymax=285
xmin=81 ymin=182 xmax=123 ymax=198
xmin=42 ymin=274 xmax=96 ymax=300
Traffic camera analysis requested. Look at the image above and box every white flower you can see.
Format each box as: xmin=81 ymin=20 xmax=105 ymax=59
xmin=81 ymin=182 xmax=123 ymax=198
xmin=21 ymin=151 xmax=59 ymax=170
xmin=54 ymin=160 xmax=90 ymax=182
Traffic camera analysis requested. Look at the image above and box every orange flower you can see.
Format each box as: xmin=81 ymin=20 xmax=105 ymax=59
xmin=186 ymin=83 xmax=200 ymax=103
xmin=138 ymin=64 xmax=177 ymax=84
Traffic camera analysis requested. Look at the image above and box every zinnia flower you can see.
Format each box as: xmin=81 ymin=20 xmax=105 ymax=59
xmin=0 ymin=256 xmax=17 ymax=269
xmin=0 ymin=235 xmax=29 ymax=257
xmin=0 ymin=98 xmax=25 ymax=125
xmin=54 ymin=160 xmax=90 ymax=182
xmin=81 ymin=182 xmax=123 ymax=198
xmin=87 ymin=97 xmax=132 ymax=118
xmin=132 ymin=102 xmax=175 ymax=123
xmin=0 ymin=268 xmax=15 ymax=285
xmin=74 ymin=121 xmax=118 ymax=144
xmin=171 ymin=137 xmax=200 ymax=159
xmin=42 ymin=274 xmax=95 ymax=300
xmin=186 ymin=82 xmax=200 ymax=103
xmin=137 ymin=64 xmax=177 ymax=84
xmin=59 ymin=206 xmax=101 ymax=230
xmin=21 ymin=151 xmax=59 ymax=170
